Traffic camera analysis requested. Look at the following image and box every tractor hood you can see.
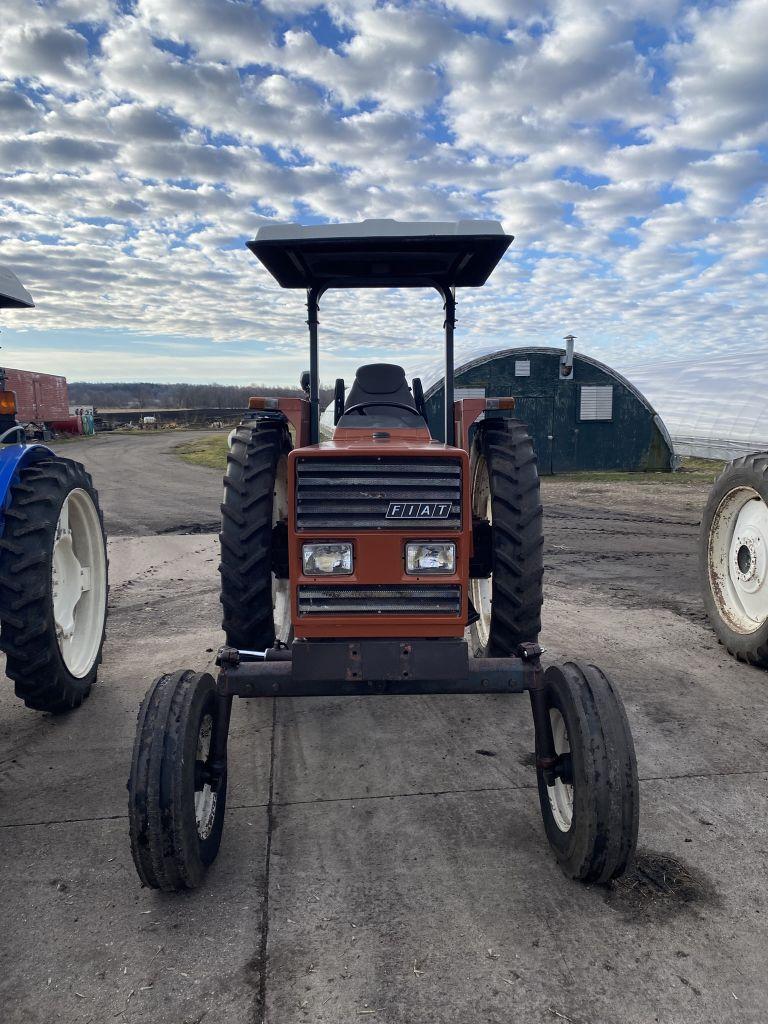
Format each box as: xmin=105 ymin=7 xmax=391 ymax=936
xmin=0 ymin=266 xmax=34 ymax=308
xmin=248 ymin=219 xmax=512 ymax=290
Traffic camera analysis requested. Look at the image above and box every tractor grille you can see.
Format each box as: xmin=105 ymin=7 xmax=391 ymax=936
xmin=298 ymin=584 xmax=462 ymax=616
xmin=295 ymin=457 xmax=462 ymax=530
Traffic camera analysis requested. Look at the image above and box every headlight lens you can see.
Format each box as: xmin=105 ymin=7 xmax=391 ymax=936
xmin=405 ymin=542 xmax=456 ymax=575
xmin=302 ymin=542 xmax=353 ymax=575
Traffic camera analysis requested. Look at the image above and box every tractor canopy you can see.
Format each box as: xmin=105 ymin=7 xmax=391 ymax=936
xmin=248 ymin=219 xmax=512 ymax=291
xmin=246 ymin=219 xmax=513 ymax=447
xmin=0 ymin=266 xmax=34 ymax=309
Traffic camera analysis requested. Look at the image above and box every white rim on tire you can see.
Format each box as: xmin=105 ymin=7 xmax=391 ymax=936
xmin=546 ymin=708 xmax=574 ymax=832
xmin=195 ymin=713 xmax=218 ymax=840
xmin=708 ymin=487 xmax=768 ymax=634
xmin=51 ymin=488 xmax=107 ymax=678
xmin=470 ymin=454 xmax=492 ymax=649
xmin=272 ymin=455 xmax=291 ymax=644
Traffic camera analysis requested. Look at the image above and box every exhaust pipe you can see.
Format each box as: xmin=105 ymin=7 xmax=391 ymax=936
xmin=560 ymin=334 xmax=575 ymax=378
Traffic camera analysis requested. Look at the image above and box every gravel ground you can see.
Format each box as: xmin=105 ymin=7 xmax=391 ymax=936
xmin=1 ymin=434 xmax=766 ymax=1024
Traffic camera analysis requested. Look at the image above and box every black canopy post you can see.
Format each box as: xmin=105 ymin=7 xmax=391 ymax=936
xmin=306 ymin=286 xmax=321 ymax=444
xmin=441 ymin=285 xmax=456 ymax=446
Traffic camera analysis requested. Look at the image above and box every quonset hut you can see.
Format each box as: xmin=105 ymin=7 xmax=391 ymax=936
xmin=424 ymin=346 xmax=674 ymax=474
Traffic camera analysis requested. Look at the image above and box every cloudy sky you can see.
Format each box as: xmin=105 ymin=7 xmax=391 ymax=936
xmin=0 ymin=0 xmax=766 ymax=435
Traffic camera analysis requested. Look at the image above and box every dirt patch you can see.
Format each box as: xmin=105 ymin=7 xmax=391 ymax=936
xmin=605 ymin=849 xmax=718 ymax=923
xmin=157 ymin=521 xmax=219 ymax=535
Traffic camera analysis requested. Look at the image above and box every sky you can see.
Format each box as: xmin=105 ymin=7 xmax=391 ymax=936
xmin=0 ymin=0 xmax=767 ymax=439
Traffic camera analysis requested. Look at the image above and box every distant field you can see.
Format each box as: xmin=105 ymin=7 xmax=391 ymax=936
xmin=177 ymin=435 xmax=724 ymax=484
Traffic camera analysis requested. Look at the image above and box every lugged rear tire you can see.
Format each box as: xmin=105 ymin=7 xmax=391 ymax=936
xmin=535 ymin=661 xmax=639 ymax=883
xmin=220 ymin=420 xmax=292 ymax=650
xmin=700 ymin=452 xmax=768 ymax=668
xmin=469 ymin=418 xmax=544 ymax=656
xmin=0 ymin=454 xmax=108 ymax=713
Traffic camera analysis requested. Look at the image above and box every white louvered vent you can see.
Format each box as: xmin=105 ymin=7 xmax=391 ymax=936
xmin=514 ymin=360 xmax=530 ymax=377
xmin=580 ymin=385 xmax=613 ymax=421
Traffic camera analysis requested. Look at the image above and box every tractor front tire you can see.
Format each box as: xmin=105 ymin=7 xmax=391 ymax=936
xmin=128 ymin=670 xmax=228 ymax=891
xmin=469 ymin=418 xmax=544 ymax=656
xmin=700 ymin=452 xmax=768 ymax=668
xmin=535 ymin=662 xmax=639 ymax=883
xmin=220 ymin=420 xmax=292 ymax=650
xmin=0 ymin=455 xmax=108 ymax=713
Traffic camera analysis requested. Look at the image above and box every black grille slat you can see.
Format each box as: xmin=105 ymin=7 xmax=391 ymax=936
xmin=296 ymin=458 xmax=462 ymax=530
xmin=298 ymin=584 xmax=461 ymax=616
xmin=299 ymin=462 xmax=461 ymax=476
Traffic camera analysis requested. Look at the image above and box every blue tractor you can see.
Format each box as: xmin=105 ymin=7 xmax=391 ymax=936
xmin=0 ymin=267 xmax=108 ymax=712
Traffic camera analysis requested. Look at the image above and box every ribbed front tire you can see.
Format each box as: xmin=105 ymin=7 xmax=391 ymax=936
xmin=128 ymin=670 xmax=227 ymax=891
xmin=536 ymin=662 xmax=639 ymax=883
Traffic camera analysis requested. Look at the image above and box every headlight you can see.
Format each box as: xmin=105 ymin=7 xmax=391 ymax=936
xmin=405 ymin=542 xmax=456 ymax=575
xmin=302 ymin=542 xmax=353 ymax=575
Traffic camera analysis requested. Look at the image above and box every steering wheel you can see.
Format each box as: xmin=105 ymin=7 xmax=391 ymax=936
xmin=344 ymin=402 xmax=425 ymax=419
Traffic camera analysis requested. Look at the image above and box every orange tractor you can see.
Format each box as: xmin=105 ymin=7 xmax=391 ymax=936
xmin=128 ymin=221 xmax=639 ymax=891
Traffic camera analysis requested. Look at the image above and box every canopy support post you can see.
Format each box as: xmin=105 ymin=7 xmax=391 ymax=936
xmin=306 ymin=286 xmax=321 ymax=445
xmin=441 ymin=285 xmax=456 ymax=446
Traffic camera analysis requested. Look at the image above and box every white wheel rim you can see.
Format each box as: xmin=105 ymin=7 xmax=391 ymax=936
xmin=51 ymin=488 xmax=107 ymax=678
xmin=708 ymin=487 xmax=768 ymax=634
xmin=546 ymin=709 xmax=574 ymax=832
xmin=195 ymin=713 xmax=217 ymax=840
xmin=272 ymin=455 xmax=291 ymax=644
xmin=470 ymin=454 xmax=492 ymax=649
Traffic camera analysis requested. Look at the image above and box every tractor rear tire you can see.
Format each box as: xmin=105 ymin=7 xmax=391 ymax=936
xmin=0 ymin=454 xmax=108 ymax=713
xmin=535 ymin=662 xmax=639 ymax=883
xmin=128 ymin=670 xmax=227 ymax=891
xmin=700 ymin=452 xmax=768 ymax=668
xmin=469 ymin=419 xmax=544 ymax=656
xmin=220 ymin=419 xmax=292 ymax=650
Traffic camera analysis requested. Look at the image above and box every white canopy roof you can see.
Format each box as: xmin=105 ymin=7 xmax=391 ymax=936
xmin=0 ymin=266 xmax=34 ymax=308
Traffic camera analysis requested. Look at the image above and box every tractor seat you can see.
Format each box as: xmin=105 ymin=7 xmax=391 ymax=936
xmin=337 ymin=363 xmax=424 ymax=429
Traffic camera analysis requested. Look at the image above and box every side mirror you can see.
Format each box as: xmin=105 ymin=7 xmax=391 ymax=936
xmin=299 ymin=370 xmax=311 ymax=395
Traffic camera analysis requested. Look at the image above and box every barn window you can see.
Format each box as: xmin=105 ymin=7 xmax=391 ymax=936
xmin=580 ymin=385 xmax=613 ymax=421
xmin=514 ymin=360 xmax=530 ymax=377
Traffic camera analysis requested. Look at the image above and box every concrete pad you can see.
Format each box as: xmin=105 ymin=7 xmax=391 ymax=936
xmin=272 ymin=691 xmax=535 ymax=804
xmin=3 ymin=437 xmax=768 ymax=1024
xmin=541 ymin=590 xmax=768 ymax=780
xmin=265 ymin=773 xmax=768 ymax=1024
xmin=0 ymin=535 xmax=271 ymax=825
xmin=0 ymin=807 xmax=266 ymax=1024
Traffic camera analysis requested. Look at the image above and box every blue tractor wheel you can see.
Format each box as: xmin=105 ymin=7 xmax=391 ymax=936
xmin=0 ymin=448 xmax=108 ymax=712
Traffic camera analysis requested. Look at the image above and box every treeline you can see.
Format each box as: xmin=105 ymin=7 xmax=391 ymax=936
xmin=68 ymin=381 xmax=335 ymax=411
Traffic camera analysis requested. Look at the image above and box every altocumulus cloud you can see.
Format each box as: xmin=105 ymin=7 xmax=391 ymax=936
xmin=0 ymin=0 xmax=766 ymax=439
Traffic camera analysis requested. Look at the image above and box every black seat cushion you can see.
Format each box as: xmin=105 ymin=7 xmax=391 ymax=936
xmin=339 ymin=363 xmax=423 ymax=428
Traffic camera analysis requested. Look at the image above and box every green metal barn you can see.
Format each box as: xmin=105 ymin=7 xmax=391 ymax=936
xmin=424 ymin=346 xmax=674 ymax=474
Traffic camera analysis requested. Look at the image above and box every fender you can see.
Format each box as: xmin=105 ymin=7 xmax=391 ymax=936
xmin=0 ymin=442 xmax=55 ymax=535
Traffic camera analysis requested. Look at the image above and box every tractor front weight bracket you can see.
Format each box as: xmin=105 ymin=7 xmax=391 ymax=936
xmin=214 ymin=639 xmax=544 ymax=699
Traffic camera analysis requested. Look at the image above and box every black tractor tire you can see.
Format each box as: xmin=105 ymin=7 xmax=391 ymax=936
xmin=699 ymin=452 xmax=768 ymax=668
xmin=469 ymin=418 xmax=544 ymax=656
xmin=0 ymin=454 xmax=108 ymax=713
xmin=128 ymin=670 xmax=228 ymax=892
xmin=220 ymin=420 xmax=292 ymax=650
xmin=535 ymin=662 xmax=639 ymax=884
